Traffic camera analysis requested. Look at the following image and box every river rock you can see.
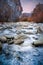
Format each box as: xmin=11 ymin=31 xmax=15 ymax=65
xmin=0 ymin=0 xmax=22 ymax=22
xmin=37 ymin=27 xmax=43 ymax=33
xmin=0 ymin=36 xmax=7 ymax=43
xmin=3 ymin=26 xmax=12 ymax=30
xmin=32 ymin=35 xmax=43 ymax=47
xmin=14 ymin=34 xmax=28 ymax=40
xmin=8 ymin=40 xmax=14 ymax=44
xmin=5 ymin=35 xmax=14 ymax=40
xmin=0 ymin=27 xmax=4 ymax=30
xmin=14 ymin=39 xmax=24 ymax=45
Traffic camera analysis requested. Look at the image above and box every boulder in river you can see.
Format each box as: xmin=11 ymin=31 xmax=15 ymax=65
xmin=0 ymin=36 xmax=7 ymax=43
xmin=32 ymin=35 xmax=43 ymax=47
xmin=37 ymin=27 xmax=43 ymax=33
xmin=14 ymin=39 xmax=24 ymax=45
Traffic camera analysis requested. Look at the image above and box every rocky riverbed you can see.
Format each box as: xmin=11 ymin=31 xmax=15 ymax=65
xmin=0 ymin=22 xmax=43 ymax=65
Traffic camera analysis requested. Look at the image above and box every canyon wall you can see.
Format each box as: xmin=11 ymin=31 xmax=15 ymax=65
xmin=31 ymin=3 xmax=43 ymax=23
xmin=0 ymin=0 xmax=22 ymax=22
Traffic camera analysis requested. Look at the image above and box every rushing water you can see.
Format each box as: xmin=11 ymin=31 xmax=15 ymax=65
xmin=0 ymin=22 xmax=43 ymax=65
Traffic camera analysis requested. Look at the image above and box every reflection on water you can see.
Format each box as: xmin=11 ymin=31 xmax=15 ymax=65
xmin=0 ymin=22 xmax=43 ymax=65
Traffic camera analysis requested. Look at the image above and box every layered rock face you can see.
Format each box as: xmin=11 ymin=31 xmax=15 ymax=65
xmin=31 ymin=3 xmax=43 ymax=23
xmin=0 ymin=0 xmax=22 ymax=22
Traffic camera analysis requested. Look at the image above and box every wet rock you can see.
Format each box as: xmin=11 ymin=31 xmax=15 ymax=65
xmin=15 ymin=34 xmax=28 ymax=40
xmin=8 ymin=40 xmax=14 ymax=44
xmin=0 ymin=36 xmax=7 ymax=43
xmin=5 ymin=35 xmax=24 ymax=45
xmin=32 ymin=35 xmax=43 ymax=47
xmin=0 ymin=42 xmax=2 ymax=53
xmin=5 ymin=26 xmax=12 ymax=29
xmin=5 ymin=35 xmax=14 ymax=40
xmin=32 ymin=42 xmax=43 ymax=47
xmin=21 ymin=28 xmax=37 ymax=34
xmin=23 ymin=27 xmax=33 ymax=30
xmin=32 ymin=37 xmax=38 ymax=40
xmin=0 ymin=27 xmax=3 ymax=30
xmin=37 ymin=27 xmax=43 ymax=33
xmin=14 ymin=39 xmax=24 ymax=45
xmin=1 ymin=26 xmax=12 ymax=31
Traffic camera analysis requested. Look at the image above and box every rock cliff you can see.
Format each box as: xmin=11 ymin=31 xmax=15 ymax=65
xmin=0 ymin=0 xmax=22 ymax=22
xmin=31 ymin=3 xmax=43 ymax=23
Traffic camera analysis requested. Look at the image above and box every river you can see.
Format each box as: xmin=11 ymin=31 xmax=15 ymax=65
xmin=0 ymin=22 xmax=43 ymax=65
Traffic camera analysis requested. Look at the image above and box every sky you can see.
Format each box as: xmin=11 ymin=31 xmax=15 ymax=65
xmin=20 ymin=0 xmax=43 ymax=13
